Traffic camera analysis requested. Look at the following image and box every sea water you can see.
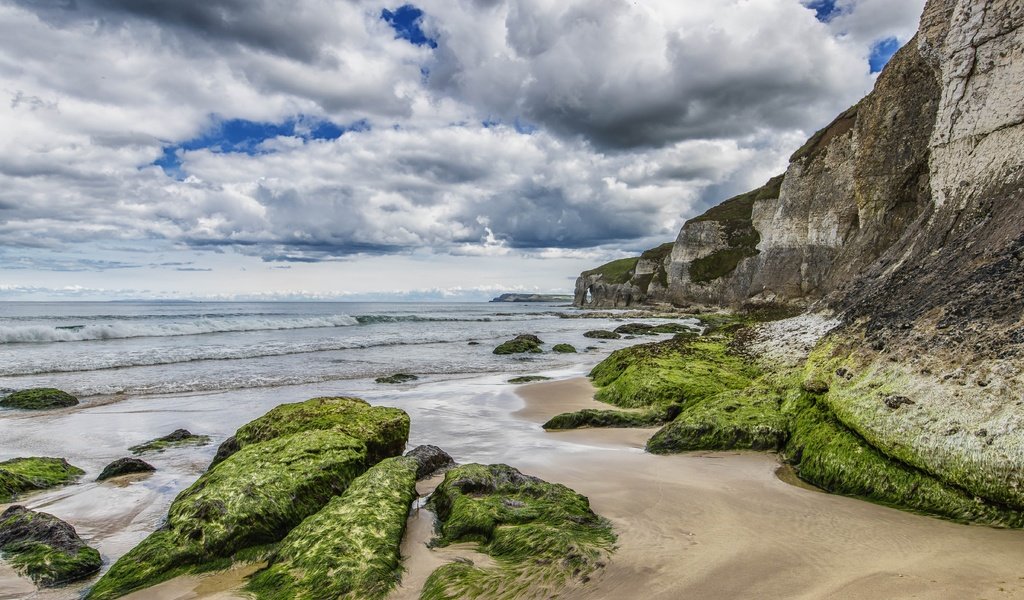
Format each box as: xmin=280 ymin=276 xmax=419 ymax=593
xmin=0 ymin=301 xmax=698 ymax=598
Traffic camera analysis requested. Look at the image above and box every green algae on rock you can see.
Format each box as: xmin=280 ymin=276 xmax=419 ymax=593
xmin=552 ymin=343 xmax=577 ymax=353
xmin=0 ymin=458 xmax=84 ymax=503
xmin=0 ymin=388 xmax=78 ymax=410
xmin=493 ymin=335 xmax=544 ymax=355
xmin=375 ymin=373 xmax=419 ymax=385
xmin=87 ymin=430 xmax=375 ymax=599
xmin=422 ymin=464 xmax=615 ymax=600
xmin=583 ymin=330 xmax=620 ymax=339
xmin=88 ymin=398 xmax=411 ymax=599
xmin=211 ymin=396 xmax=409 ymax=467
xmin=0 ymin=506 xmax=101 ymax=588
xmin=543 ymin=407 xmax=669 ymax=430
xmin=245 ymin=456 xmax=419 ymax=600
xmin=590 ymin=333 xmax=757 ymax=409
xmin=128 ymin=429 xmax=210 ymax=455
xmin=507 ymin=375 xmax=552 ymax=384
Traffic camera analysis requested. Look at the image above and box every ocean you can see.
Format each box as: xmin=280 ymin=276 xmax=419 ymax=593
xmin=0 ymin=301 xmax=686 ymax=398
xmin=0 ymin=300 xmax=702 ymax=599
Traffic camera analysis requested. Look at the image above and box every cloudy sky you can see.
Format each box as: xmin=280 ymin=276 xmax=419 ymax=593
xmin=0 ymin=0 xmax=925 ymax=301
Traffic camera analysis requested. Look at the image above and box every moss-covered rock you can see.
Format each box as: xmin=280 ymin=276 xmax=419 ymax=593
xmin=375 ymin=373 xmax=419 ymax=385
xmin=211 ymin=396 xmax=410 ymax=467
xmin=613 ymin=323 xmax=656 ymax=335
xmin=583 ymin=330 xmax=620 ymax=339
xmin=507 ymin=375 xmax=551 ymax=384
xmin=493 ymin=335 xmax=543 ymax=355
xmin=647 ymin=383 xmax=788 ymax=453
xmin=552 ymin=343 xmax=577 ymax=353
xmin=0 ymin=458 xmax=84 ymax=503
xmin=544 ymin=407 xmax=670 ymax=430
xmin=246 ymin=456 xmax=419 ymax=600
xmin=648 ymin=323 xmax=695 ymax=335
xmin=0 ymin=388 xmax=78 ymax=410
xmin=88 ymin=398 xmax=410 ymax=599
xmin=0 ymin=505 xmax=101 ymax=587
xmin=783 ymin=390 xmax=1023 ymax=527
xmin=97 ymin=458 xmax=155 ymax=481
xmin=128 ymin=429 xmax=210 ymax=455
xmin=422 ymin=464 xmax=615 ymax=600
xmin=589 ymin=334 xmax=757 ymax=408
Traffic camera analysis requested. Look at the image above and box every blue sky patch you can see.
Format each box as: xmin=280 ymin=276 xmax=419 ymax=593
xmin=869 ymin=37 xmax=901 ymax=73
xmin=381 ymin=5 xmax=437 ymax=48
xmin=153 ymin=116 xmax=367 ymax=178
xmin=803 ymin=0 xmax=842 ymax=23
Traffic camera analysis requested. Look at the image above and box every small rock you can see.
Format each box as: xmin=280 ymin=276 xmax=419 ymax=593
xmin=583 ymin=330 xmax=620 ymax=340
xmin=128 ymin=429 xmax=210 ymax=455
xmin=801 ymin=379 xmax=830 ymax=394
xmin=0 ymin=388 xmax=78 ymax=410
xmin=883 ymin=395 xmax=915 ymax=409
xmin=552 ymin=343 xmax=577 ymax=353
xmin=975 ymin=429 xmax=988 ymax=438
xmin=375 ymin=373 xmax=419 ymax=385
xmin=97 ymin=457 xmax=156 ymax=481
xmin=405 ymin=445 xmax=456 ymax=479
xmin=835 ymin=367 xmax=854 ymax=380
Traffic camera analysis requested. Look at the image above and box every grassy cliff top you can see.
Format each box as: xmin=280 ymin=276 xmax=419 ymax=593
xmin=581 ymin=256 xmax=639 ymax=285
xmin=686 ymin=175 xmax=784 ymax=226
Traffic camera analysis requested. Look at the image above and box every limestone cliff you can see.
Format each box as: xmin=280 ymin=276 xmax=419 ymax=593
xmin=573 ymin=0 xmax=1024 ymax=515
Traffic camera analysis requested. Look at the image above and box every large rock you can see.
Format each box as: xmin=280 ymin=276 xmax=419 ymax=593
xmin=88 ymin=397 xmax=411 ymax=599
xmin=405 ymin=444 xmax=456 ymax=479
xmin=0 ymin=506 xmax=101 ymax=587
xmin=0 ymin=388 xmax=78 ymax=410
xmin=0 ymin=457 xmax=83 ymax=503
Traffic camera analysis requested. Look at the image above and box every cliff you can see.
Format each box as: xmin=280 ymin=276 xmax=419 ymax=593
xmin=570 ymin=0 xmax=1024 ymax=520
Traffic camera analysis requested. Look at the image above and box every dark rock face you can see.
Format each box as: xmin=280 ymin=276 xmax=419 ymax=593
xmin=97 ymin=458 xmax=156 ymax=481
xmin=405 ymin=445 xmax=456 ymax=479
xmin=0 ymin=388 xmax=78 ymax=410
xmin=0 ymin=505 xmax=101 ymax=587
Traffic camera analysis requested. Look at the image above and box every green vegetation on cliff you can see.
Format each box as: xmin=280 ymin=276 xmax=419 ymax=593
xmin=0 ymin=388 xmax=78 ymax=410
xmin=422 ymin=463 xmax=615 ymax=600
xmin=0 ymin=458 xmax=84 ymax=503
xmin=246 ymin=456 xmax=419 ymax=600
xmin=581 ymin=256 xmax=639 ymax=285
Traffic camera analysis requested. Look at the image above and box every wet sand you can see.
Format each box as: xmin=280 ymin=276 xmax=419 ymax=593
xmin=512 ymin=378 xmax=1024 ymax=600
xmin=5 ymin=373 xmax=1024 ymax=599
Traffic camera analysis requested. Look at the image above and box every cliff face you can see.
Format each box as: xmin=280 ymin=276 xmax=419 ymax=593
xmin=573 ymin=0 xmax=1024 ymax=518
xmin=577 ymin=0 xmax=1023 ymax=322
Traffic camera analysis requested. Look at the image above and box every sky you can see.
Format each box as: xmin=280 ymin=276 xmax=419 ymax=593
xmin=0 ymin=0 xmax=926 ymax=301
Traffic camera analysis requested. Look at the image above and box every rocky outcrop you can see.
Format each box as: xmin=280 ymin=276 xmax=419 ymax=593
xmin=0 ymin=388 xmax=78 ymax=410
xmin=128 ymin=429 xmax=210 ymax=455
xmin=0 ymin=457 xmax=83 ymax=502
xmin=97 ymin=458 xmax=155 ymax=481
xmin=571 ymin=0 xmax=1024 ymax=525
xmin=0 ymin=505 xmax=101 ymax=587
xmin=573 ymin=243 xmax=673 ymax=307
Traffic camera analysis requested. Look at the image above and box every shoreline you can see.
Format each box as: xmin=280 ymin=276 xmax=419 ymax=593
xmin=508 ymin=377 xmax=1024 ymax=599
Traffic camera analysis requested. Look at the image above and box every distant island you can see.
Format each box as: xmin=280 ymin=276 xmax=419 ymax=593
xmin=489 ymin=293 xmax=573 ymax=303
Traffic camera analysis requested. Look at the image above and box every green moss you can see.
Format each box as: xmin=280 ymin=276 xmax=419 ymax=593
xmin=543 ymin=407 xmax=669 ymax=430
xmin=0 ymin=458 xmax=84 ymax=502
xmin=583 ymin=330 xmax=620 ymax=339
xmin=246 ymin=456 xmax=419 ymax=600
xmin=225 ymin=396 xmax=410 ymax=466
xmin=689 ymin=247 xmax=758 ymax=283
xmin=375 ymin=373 xmax=419 ymax=384
xmin=507 ymin=376 xmax=551 ymax=384
xmin=128 ymin=429 xmax=210 ymax=455
xmin=493 ymin=335 xmax=543 ymax=355
xmin=686 ymin=175 xmax=783 ymax=225
xmin=422 ymin=464 xmax=615 ymax=600
xmin=0 ymin=388 xmax=78 ymax=410
xmin=589 ymin=334 xmax=757 ymax=408
xmin=646 ymin=382 xmax=788 ymax=453
xmin=552 ymin=343 xmax=577 ymax=353
xmin=648 ymin=323 xmax=695 ymax=335
xmin=6 ymin=542 xmax=101 ymax=588
xmin=581 ymin=257 xmax=640 ymax=285
xmin=783 ymin=391 xmax=1023 ymax=527
xmin=87 ymin=431 xmax=376 ymax=599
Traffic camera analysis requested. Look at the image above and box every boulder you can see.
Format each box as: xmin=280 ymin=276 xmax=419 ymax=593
xmin=0 ymin=505 xmax=101 ymax=587
xmin=128 ymin=429 xmax=210 ymax=454
xmin=97 ymin=458 xmax=155 ymax=481
xmin=552 ymin=343 xmax=577 ymax=353
xmin=405 ymin=444 xmax=456 ymax=479
xmin=583 ymin=330 xmax=621 ymax=339
xmin=493 ymin=335 xmax=544 ymax=355
xmin=0 ymin=458 xmax=84 ymax=503
xmin=0 ymin=388 xmax=78 ymax=410
xmin=375 ymin=373 xmax=419 ymax=384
